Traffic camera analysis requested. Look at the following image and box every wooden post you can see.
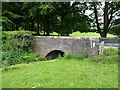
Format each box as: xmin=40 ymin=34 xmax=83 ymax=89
xmin=99 ymin=41 xmax=104 ymax=55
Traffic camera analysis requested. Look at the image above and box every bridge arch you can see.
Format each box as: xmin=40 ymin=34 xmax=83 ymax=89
xmin=45 ymin=50 xmax=65 ymax=60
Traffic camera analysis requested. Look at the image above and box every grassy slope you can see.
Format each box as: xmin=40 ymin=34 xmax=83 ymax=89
xmin=2 ymin=57 xmax=118 ymax=88
xmin=49 ymin=31 xmax=118 ymax=37
xmin=70 ymin=32 xmax=118 ymax=37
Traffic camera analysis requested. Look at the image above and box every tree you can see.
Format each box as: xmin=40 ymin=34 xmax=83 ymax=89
xmin=53 ymin=2 xmax=90 ymax=36
xmin=22 ymin=2 xmax=41 ymax=35
xmin=2 ymin=2 xmax=91 ymax=36
xmin=2 ymin=2 xmax=24 ymax=31
xmin=88 ymin=2 xmax=120 ymax=37
xmin=109 ymin=13 xmax=120 ymax=37
xmin=39 ymin=2 xmax=55 ymax=36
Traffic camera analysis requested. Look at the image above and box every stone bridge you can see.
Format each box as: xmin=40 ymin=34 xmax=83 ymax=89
xmin=33 ymin=36 xmax=99 ymax=59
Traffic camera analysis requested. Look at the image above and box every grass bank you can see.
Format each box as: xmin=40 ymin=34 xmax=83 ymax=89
xmin=2 ymin=50 xmax=118 ymax=88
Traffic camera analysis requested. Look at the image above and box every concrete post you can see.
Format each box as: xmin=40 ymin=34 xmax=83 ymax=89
xmin=99 ymin=41 xmax=104 ymax=55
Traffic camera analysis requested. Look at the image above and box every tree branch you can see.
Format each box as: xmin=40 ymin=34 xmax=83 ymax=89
xmin=93 ymin=3 xmax=101 ymax=33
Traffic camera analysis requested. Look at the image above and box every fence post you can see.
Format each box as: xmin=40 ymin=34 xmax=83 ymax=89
xmin=99 ymin=41 xmax=104 ymax=55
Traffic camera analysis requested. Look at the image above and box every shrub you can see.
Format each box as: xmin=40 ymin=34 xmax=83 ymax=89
xmin=72 ymin=53 xmax=87 ymax=60
xmin=64 ymin=51 xmax=86 ymax=60
xmin=64 ymin=52 xmax=72 ymax=59
xmin=2 ymin=31 xmax=45 ymax=68
xmin=2 ymin=31 xmax=34 ymax=51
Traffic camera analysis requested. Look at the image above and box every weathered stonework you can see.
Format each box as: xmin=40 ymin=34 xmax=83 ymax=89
xmin=33 ymin=36 xmax=99 ymax=57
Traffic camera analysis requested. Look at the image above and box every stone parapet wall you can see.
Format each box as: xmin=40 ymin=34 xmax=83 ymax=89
xmin=33 ymin=36 xmax=99 ymax=57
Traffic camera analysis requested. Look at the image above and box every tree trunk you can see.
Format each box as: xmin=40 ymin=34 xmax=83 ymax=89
xmin=12 ymin=24 xmax=14 ymax=31
xmin=103 ymin=2 xmax=109 ymax=38
xmin=37 ymin=22 xmax=40 ymax=36
xmin=16 ymin=24 xmax=19 ymax=31
xmin=100 ymin=32 xmax=107 ymax=37
xmin=25 ymin=23 xmax=27 ymax=31
xmin=66 ymin=33 xmax=69 ymax=36
xmin=93 ymin=3 xmax=101 ymax=34
xmin=46 ymin=16 xmax=50 ymax=36
xmin=43 ymin=16 xmax=46 ymax=36
xmin=31 ymin=17 xmax=34 ymax=31
xmin=93 ymin=2 xmax=110 ymax=37
xmin=46 ymin=8 xmax=50 ymax=36
xmin=44 ymin=8 xmax=50 ymax=36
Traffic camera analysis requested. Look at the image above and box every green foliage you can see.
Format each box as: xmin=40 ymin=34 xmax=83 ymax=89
xmin=72 ymin=53 xmax=87 ymax=60
xmin=90 ymin=49 xmax=119 ymax=64
xmin=2 ymin=31 xmax=45 ymax=68
xmin=2 ymin=2 xmax=91 ymax=36
xmin=109 ymin=24 xmax=120 ymax=37
xmin=63 ymin=52 xmax=72 ymax=59
xmin=2 ymin=31 xmax=34 ymax=51
xmin=2 ymin=2 xmax=120 ymax=37
xmin=64 ymin=52 xmax=86 ymax=60
xmin=3 ymin=10 xmax=21 ymax=19
xmin=90 ymin=55 xmax=118 ymax=64
xmin=1 ymin=16 xmax=13 ymax=24
xmin=88 ymin=2 xmax=120 ymax=37
xmin=39 ymin=3 xmax=55 ymax=15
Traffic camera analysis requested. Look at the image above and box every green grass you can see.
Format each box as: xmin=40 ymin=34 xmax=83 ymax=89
xmin=2 ymin=53 xmax=118 ymax=88
xmin=70 ymin=32 xmax=118 ymax=37
xmin=48 ymin=31 xmax=118 ymax=37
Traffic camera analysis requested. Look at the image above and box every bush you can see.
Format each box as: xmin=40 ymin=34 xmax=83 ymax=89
xmin=2 ymin=31 xmax=34 ymax=51
xmin=2 ymin=31 xmax=45 ymax=68
xmin=64 ymin=52 xmax=72 ymax=59
xmin=72 ymin=53 xmax=87 ymax=60
xmin=64 ymin=52 xmax=86 ymax=60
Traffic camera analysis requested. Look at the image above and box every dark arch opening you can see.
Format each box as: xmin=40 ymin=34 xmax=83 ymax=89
xmin=45 ymin=50 xmax=64 ymax=60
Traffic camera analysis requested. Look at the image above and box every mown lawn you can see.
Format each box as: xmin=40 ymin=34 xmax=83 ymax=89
xmin=49 ymin=31 xmax=118 ymax=37
xmin=40 ymin=31 xmax=118 ymax=37
xmin=70 ymin=32 xmax=118 ymax=37
xmin=2 ymin=54 xmax=118 ymax=88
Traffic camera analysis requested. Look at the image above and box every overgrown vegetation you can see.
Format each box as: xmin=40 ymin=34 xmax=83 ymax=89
xmin=2 ymin=31 xmax=45 ymax=69
xmin=2 ymin=31 xmax=118 ymax=70
xmin=90 ymin=48 xmax=119 ymax=64
xmin=62 ymin=48 xmax=119 ymax=64
xmin=2 ymin=49 xmax=118 ymax=88
xmin=63 ymin=52 xmax=87 ymax=60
